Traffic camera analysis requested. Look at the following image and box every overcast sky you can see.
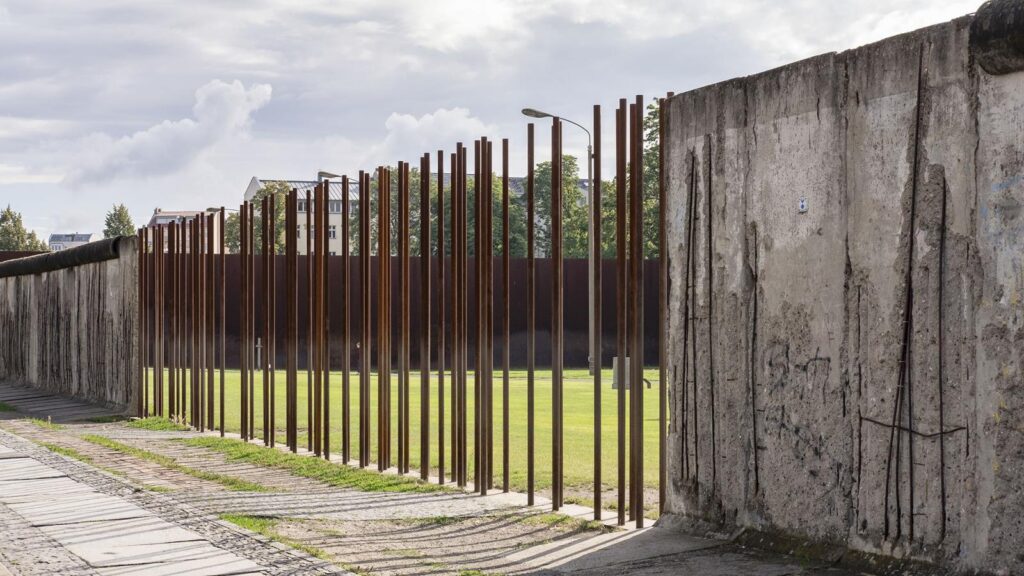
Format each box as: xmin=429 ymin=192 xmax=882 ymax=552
xmin=0 ymin=0 xmax=977 ymax=239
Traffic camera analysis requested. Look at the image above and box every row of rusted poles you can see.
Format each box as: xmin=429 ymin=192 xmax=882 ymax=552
xmin=133 ymin=100 xmax=669 ymax=522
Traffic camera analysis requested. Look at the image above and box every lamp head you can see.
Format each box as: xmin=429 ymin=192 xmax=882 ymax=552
xmin=521 ymin=108 xmax=552 ymax=119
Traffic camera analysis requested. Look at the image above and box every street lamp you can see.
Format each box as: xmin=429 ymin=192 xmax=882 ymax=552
xmin=522 ymin=107 xmax=596 ymax=375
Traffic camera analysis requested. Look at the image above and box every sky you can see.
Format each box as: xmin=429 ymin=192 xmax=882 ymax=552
xmin=0 ymin=0 xmax=978 ymax=239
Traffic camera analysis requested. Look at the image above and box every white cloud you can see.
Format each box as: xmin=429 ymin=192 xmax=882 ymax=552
xmin=374 ymin=107 xmax=496 ymax=165
xmin=63 ymin=80 xmax=271 ymax=185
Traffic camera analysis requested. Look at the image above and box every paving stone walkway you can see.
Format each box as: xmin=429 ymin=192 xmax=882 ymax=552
xmin=0 ymin=428 xmax=346 ymax=576
xmin=0 ymin=383 xmax=872 ymax=575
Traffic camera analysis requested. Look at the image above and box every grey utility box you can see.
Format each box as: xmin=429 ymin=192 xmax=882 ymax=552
xmin=612 ymin=356 xmax=630 ymax=389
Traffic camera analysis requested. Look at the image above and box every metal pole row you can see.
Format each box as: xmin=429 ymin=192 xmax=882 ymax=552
xmin=132 ymin=100 xmax=667 ymax=522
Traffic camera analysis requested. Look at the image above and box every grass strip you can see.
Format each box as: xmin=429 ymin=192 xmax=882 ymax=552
xmin=184 ymin=436 xmax=451 ymax=494
xmin=81 ymin=434 xmax=267 ymax=492
xmin=219 ymin=514 xmax=328 ymax=559
xmin=26 ymin=418 xmax=62 ymax=430
xmin=127 ymin=417 xmax=189 ymax=431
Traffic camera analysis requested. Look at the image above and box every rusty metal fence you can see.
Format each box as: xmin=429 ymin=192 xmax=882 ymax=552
xmin=137 ymin=95 xmax=668 ymax=526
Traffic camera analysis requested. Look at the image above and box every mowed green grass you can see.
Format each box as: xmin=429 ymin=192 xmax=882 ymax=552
xmin=144 ymin=367 xmax=662 ymax=493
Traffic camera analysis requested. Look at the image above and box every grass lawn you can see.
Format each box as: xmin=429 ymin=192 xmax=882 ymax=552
xmin=144 ymin=367 xmax=663 ymax=495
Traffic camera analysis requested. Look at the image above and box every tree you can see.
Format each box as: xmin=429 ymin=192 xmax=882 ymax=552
xmin=533 ymin=155 xmax=589 ymax=258
xmin=0 ymin=205 xmax=48 ymax=251
xmin=103 ymin=203 xmax=135 ymax=238
xmin=224 ymin=181 xmax=289 ymax=253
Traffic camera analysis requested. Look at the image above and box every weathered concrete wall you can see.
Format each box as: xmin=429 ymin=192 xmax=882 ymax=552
xmin=0 ymin=238 xmax=138 ymax=410
xmin=663 ymin=2 xmax=1024 ymax=572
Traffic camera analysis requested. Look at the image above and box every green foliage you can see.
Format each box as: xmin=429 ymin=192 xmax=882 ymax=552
xmin=224 ymin=181 xmax=290 ymax=253
xmin=0 ymin=205 xmax=48 ymax=251
xmin=103 ymin=203 xmax=135 ymax=238
xmin=0 ymin=402 xmax=16 ymax=412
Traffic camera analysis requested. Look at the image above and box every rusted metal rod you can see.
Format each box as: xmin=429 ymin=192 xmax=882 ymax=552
xmin=615 ymin=100 xmax=627 ymax=527
xmin=420 ymin=153 xmax=432 ymax=481
xmin=438 ymin=150 xmax=447 ymax=485
xmin=526 ymin=123 xmax=535 ymax=505
xmin=592 ymin=104 xmax=603 ymax=520
xmin=551 ymin=118 xmax=564 ymax=511
xmin=501 ymin=137 xmax=510 ymax=494
xmin=342 ymin=175 xmax=352 ymax=463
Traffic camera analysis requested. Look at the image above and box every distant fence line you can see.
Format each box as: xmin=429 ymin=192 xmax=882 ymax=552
xmin=143 ymin=256 xmax=659 ymax=369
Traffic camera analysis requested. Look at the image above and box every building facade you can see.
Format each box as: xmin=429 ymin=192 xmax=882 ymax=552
xmin=48 ymin=233 xmax=99 ymax=251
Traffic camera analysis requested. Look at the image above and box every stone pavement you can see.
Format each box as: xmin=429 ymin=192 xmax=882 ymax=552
xmin=0 ymin=429 xmax=347 ymax=576
xmin=0 ymin=382 xmax=870 ymax=575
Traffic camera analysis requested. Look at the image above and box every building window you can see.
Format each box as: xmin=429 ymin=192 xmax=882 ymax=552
xmin=297 ymin=200 xmax=306 ymax=212
xmin=329 ymin=225 xmax=337 ymax=239
xmin=329 ymin=201 xmax=341 ymax=213
xmin=296 ymin=228 xmax=301 ymax=238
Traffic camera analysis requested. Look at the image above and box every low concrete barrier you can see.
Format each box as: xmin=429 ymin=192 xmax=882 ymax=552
xmin=0 ymin=237 xmax=138 ymax=410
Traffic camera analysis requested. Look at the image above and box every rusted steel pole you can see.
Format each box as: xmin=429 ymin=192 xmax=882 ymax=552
xmin=168 ymin=224 xmax=176 ymax=419
xmin=342 ymin=176 xmax=351 ymax=462
xmin=485 ymin=138 xmax=494 ymax=493
xmin=593 ymin=104 xmax=603 ymax=520
xmin=220 ymin=208 xmax=226 ymax=437
xmin=615 ymin=101 xmax=627 ymax=526
xmin=399 ymin=162 xmax=410 ymax=473
xmin=631 ymin=96 xmax=645 ymax=529
xmin=420 ymin=153 xmax=431 ymax=481
xmin=475 ymin=136 xmax=483 ymax=491
xmin=269 ymin=194 xmax=277 ymax=447
xmin=137 ymin=228 xmax=145 ymax=417
xmin=551 ymin=118 xmax=564 ymax=511
xmin=526 ymin=123 xmax=535 ymax=505
xmin=249 ymin=201 xmax=257 ymax=440
xmin=206 ymin=213 xmax=215 ymax=432
xmin=451 ymin=148 xmax=460 ymax=486
xmin=313 ymin=184 xmax=323 ymax=456
xmin=286 ymin=190 xmax=298 ymax=452
xmin=263 ymin=196 xmax=272 ymax=445
xmin=306 ymin=190 xmax=313 ymax=452
xmin=192 ymin=218 xmax=200 ymax=429
xmin=178 ymin=221 xmax=186 ymax=423
xmin=628 ymin=102 xmax=638 ymax=524
xmin=501 ymin=137 xmax=510 ymax=493
xmin=437 ymin=150 xmax=446 ymax=485
xmin=322 ymin=184 xmax=330 ymax=460
xmin=198 ymin=216 xmax=206 ymax=432
xmin=377 ymin=166 xmax=389 ymax=471
xmin=240 ymin=205 xmax=249 ymax=439
xmin=457 ymin=144 xmax=468 ymax=487
xmin=359 ymin=171 xmax=371 ymax=468
xmin=153 ymin=225 xmax=160 ymax=417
